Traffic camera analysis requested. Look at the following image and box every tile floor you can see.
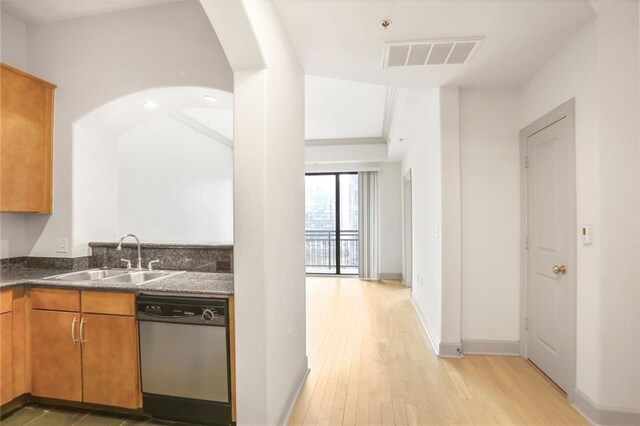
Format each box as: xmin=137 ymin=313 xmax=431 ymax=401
xmin=0 ymin=404 xmax=193 ymax=426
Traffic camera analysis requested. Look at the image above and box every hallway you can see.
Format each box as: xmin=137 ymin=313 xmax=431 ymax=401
xmin=289 ymin=277 xmax=587 ymax=425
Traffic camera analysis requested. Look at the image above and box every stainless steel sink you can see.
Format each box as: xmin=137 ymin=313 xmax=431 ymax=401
xmin=45 ymin=269 xmax=129 ymax=281
xmin=101 ymin=270 xmax=183 ymax=285
xmin=44 ymin=268 xmax=185 ymax=285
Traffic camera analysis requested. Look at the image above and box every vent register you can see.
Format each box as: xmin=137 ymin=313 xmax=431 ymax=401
xmin=383 ymin=38 xmax=482 ymax=67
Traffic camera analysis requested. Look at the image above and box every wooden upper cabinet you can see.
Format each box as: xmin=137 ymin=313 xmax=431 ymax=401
xmin=0 ymin=63 xmax=56 ymax=213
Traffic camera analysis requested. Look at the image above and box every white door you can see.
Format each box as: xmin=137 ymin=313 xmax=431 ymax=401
xmin=526 ymin=116 xmax=571 ymax=392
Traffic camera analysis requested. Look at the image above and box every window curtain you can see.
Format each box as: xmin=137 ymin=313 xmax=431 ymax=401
xmin=358 ymin=171 xmax=379 ymax=279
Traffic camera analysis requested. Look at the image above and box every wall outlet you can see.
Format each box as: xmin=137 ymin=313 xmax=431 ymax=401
xmin=55 ymin=238 xmax=68 ymax=253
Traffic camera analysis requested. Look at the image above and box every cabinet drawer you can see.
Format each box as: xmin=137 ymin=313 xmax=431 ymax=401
xmin=81 ymin=291 xmax=135 ymax=316
xmin=0 ymin=289 xmax=12 ymax=313
xmin=31 ymin=288 xmax=80 ymax=312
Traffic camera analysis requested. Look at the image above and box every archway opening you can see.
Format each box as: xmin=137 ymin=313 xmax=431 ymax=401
xmin=72 ymin=86 xmax=233 ymax=251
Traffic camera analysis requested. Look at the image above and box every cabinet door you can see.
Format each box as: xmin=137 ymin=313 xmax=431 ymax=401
xmin=31 ymin=310 xmax=82 ymax=401
xmin=0 ymin=312 xmax=12 ymax=405
xmin=81 ymin=314 xmax=140 ymax=408
xmin=0 ymin=65 xmax=54 ymax=213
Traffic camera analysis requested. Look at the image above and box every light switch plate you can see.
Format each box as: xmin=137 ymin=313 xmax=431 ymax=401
xmin=55 ymin=238 xmax=68 ymax=253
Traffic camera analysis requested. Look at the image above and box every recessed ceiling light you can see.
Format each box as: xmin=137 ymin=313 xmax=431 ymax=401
xmin=143 ymin=100 xmax=158 ymax=109
xmin=203 ymin=95 xmax=219 ymax=103
xmin=379 ymin=19 xmax=392 ymax=29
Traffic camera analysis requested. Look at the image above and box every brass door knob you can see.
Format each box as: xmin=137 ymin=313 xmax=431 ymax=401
xmin=552 ymin=265 xmax=567 ymax=275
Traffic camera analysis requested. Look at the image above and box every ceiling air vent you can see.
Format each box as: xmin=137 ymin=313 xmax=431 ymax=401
xmin=383 ymin=38 xmax=482 ymax=68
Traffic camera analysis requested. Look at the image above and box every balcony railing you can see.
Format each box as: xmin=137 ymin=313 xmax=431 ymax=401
xmin=305 ymin=229 xmax=359 ymax=274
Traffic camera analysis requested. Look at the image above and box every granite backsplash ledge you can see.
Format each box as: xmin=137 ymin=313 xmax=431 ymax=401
xmin=1 ymin=256 xmax=90 ymax=271
xmin=89 ymin=242 xmax=233 ymax=273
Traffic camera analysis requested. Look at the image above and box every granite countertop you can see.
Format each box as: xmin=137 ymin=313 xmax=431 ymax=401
xmin=0 ymin=268 xmax=234 ymax=296
xmin=89 ymin=241 xmax=233 ymax=249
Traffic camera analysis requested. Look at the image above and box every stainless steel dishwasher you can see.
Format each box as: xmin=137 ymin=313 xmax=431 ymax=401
xmin=137 ymin=293 xmax=231 ymax=426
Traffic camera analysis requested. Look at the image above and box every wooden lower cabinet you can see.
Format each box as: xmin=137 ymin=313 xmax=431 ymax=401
xmin=31 ymin=309 xmax=82 ymax=401
xmin=81 ymin=314 xmax=140 ymax=408
xmin=0 ymin=312 xmax=13 ymax=405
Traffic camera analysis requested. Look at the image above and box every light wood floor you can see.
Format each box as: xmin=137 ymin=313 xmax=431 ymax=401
xmin=289 ymin=277 xmax=587 ymax=426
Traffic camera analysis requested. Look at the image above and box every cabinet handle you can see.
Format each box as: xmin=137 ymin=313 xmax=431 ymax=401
xmin=80 ymin=318 xmax=87 ymax=345
xmin=71 ymin=317 xmax=78 ymax=344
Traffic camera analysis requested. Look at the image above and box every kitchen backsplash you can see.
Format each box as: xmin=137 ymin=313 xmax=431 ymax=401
xmin=89 ymin=242 xmax=233 ymax=273
xmin=0 ymin=256 xmax=91 ymax=271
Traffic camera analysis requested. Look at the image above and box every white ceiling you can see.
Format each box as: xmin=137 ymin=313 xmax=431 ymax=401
xmin=273 ymin=0 xmax=595 ymax=88
xmin=182 ymin=108 xmax=233 ymax=140
xmin=0 ymin=0 xmax=181 ymax=24
xmin=305 ymin=75 xmax=387 ymax=140
xmin=77 ymin=86 xmax=233 ymax=143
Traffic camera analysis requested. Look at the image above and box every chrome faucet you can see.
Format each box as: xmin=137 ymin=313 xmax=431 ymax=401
xmin=117 ymin=234 xmax=142 ymax=270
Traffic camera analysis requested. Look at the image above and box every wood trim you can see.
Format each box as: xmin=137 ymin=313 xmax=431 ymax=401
xmin=0 ymin=63 xmax=57 ymax=88
xmin=25 ymin=289 xmax=32 ymax=394
xmin=572 ymin=388 xmax=640 ymax=425
xmin=0 ymin=289 xmax=13 ymax=313
xmin=81 ymin=291 xmax=135 ymax=316
xmin=229 ymin=295 xmax=236 ymax=422
xmin=42 ymin=87 xmax=54 ymax=213
xmin=31 ymin=288 xmax=80 ymax=312
xmin=0 ymin=312 xmax=13 ymax=405
xmin=11 ymin=288 xmax=27 ymax=397
xmin=461 ymin=339 xmax=521 ymax=356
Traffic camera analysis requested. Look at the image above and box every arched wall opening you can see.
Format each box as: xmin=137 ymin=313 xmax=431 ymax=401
xmin=17 ymin=0 xmax=233 ymax=258
xmin=72 ymin=86 xmax=233 ymax=253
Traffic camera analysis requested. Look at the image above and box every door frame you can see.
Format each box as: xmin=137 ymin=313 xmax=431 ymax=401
xmin=519 ymin=99 xmax=577 ymax=401
xmin=403 ymin=169 xmax=413 ymax=287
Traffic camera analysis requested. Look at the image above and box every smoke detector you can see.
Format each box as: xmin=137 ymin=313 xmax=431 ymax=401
xmin=383 ymin=38 xmax=483 ymax=67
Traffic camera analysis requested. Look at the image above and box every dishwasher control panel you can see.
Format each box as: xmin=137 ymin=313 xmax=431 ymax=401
xmin=137 ymin=295 xmax=227 ymax=326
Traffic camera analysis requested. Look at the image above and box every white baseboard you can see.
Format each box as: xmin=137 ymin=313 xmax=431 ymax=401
xmin=275 ymin=356 xmax=310 ymax=426
xmin=462 ymin=339 xmax=520 ymax=356
xmin=572 ymin=388 xmax=640 ymax=426
xmin=410 ymin=294 xmax=440 ymax=356
xmin=379 ymin=272 xmax=402 ymax=280
xmin=439 ymin=341 xmax=463 ymax=358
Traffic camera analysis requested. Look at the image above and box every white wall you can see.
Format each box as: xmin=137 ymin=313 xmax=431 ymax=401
xmin=459 ymin=89 xmax=521 ymax=343
xmin=377 ymin=162 xmax=403 ymax=276
xmin=439 ymin=87 xmax=462 ymax=347
xmin=0 ymin=11 xmax=28 ymax=258
xmin=0 ymin=11 xmax=26 ymax=68
xmin=200 ymin=0 xmax=307 ymax=423
xmin=591 ymin=1 xmax=639 ymax=411
xmin=72 ymin=125 xmax=118 ymax=253
xmin=23 ymin=0 xmax=232 ymax=257
xmin=305 ymin=142 xmax=388 ymax=164
xmin=521 ymin=2 xmax=639 ymax=411
xmin=117 ymin=116 xmax=233 ymax=243
xmin=399 ymin=88 xmax=443 ymax=344
xmin=305 ymin=75 xmax=386 ymax=140
xmin=520 ymin=19 xmax=602 ymax=405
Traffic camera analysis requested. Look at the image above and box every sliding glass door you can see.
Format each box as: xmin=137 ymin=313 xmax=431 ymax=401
xmin=305 ymin=173 xmax=359 ymax=275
